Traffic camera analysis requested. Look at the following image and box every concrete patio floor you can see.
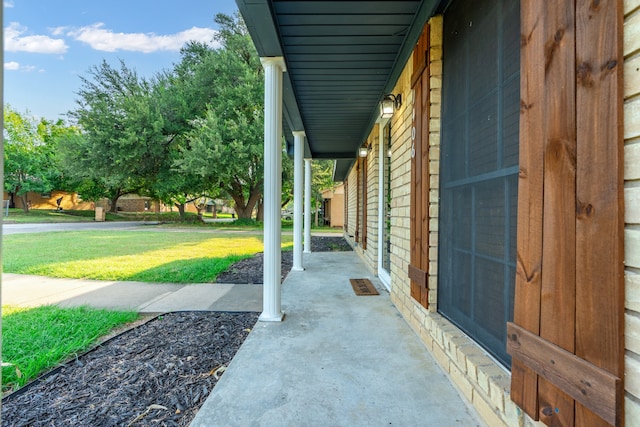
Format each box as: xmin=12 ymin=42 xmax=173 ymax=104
xmin=191 ymin=251 xmax=484 ymax=427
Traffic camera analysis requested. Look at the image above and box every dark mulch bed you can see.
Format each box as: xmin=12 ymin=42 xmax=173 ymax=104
xmin=1 ymin=235 xmax=351 ymax=426
xmin=215 ymin=235 xmax=352 ymax=284
xmin=2 ymin=312 xmax=259 ymax=427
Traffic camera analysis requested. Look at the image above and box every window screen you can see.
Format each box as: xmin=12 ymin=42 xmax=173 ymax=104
xmin=438 ymin=0 xmax=520 ymax=367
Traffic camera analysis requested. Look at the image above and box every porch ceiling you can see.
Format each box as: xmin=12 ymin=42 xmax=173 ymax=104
xmin=236 ymin=0 xmax=439 ymax=179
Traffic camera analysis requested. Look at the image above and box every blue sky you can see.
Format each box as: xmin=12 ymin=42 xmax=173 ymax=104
xmin=4 ymin=0 xmax=238 ymax=120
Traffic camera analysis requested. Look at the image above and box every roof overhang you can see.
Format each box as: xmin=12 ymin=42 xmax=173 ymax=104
xmin=236 ymin=0 xmax=441 ymax=179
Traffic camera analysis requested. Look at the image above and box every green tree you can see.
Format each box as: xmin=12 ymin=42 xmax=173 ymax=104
xmin=3 ymin=106 xmax=64 ymax=212
xmin=174 ymin=13 xmax=265 ymax=219
xmin=64 ymin=60 xmax=166 ymax=212
xmin=144 ymin=59 xmax=219 ymax=218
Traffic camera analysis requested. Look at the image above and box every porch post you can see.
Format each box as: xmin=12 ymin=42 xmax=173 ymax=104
xmin=304 ymin=158 xmax=312 ymax=253
xmin=292 ymin=131 xmax=305 ymax=271
xmin=260 ymin=56 xmax=286 ymax=322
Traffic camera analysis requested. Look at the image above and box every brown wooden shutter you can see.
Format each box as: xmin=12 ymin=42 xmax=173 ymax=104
xmin=408 ymin=23 xmax=430 ymax=309
xmin=355 ymin=160 xmax=360 ymax=243
xmin=508 ymin=1 xmax=624 ymax=426
xmin=361 ymin=156 xmax=368 ymax=250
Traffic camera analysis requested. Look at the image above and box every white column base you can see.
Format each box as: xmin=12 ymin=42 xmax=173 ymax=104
xmin=259 ymin=311 xmax=285 ymax=322
xmin=290 ymin=266 xmax=305 ymax=272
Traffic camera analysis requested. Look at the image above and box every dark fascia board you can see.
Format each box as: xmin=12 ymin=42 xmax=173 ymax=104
xmin=236 ymin=0 xmax=311 ymax=158
xmin=355 ymin=0 xmax=441 ymax=154
xmin=235 ymin=0 xmax=282 ymax=56
xmin=333 ymin=159 xmax=355 ymax=182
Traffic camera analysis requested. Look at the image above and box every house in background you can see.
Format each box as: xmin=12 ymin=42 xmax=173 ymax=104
xmin=320 ymin=183 xmax=344 ymax=228
xmin=238 ymin=0 xmax=636 ymax=425
xmin=3 ymin=190 xmax=94 ymax=211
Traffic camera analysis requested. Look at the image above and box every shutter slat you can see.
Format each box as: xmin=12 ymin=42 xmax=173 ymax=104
xmin=537 ymin=1 xmax=578 ymax=424
xmin=408 ymin=264 xmax=427 ymax=287
xmin=575 ymin=1 xmax=625 ymax=426
xmin=507 ymin=323 xmax=622 ymax=426
xmin=511 ymin=0 xmax=546 ymax=417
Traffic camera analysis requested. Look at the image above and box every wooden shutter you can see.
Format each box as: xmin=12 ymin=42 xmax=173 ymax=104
xmin=408 ymin=23 xmax=430 ymax=309
xmin=361 ymin=156 xmax=368 ymax=250
xmin=355 ymin=160 xmax=360 ymax=243
xmin=508 ymin=1 xmax=624 ymax=426
xmin=344 ymin=180 xmax=348 ymax=232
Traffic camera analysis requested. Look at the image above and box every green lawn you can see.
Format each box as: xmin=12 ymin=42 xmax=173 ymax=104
xmin=3 ymin=231 xmax=293 ymax=283
xmin=2 ymin=305 xmax=139 ymax=393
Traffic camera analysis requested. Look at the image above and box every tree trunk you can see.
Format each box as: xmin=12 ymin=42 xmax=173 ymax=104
xmin=256 ymin=198 xmax=264 ymax=221
xmin=234 ymin=203 xmax=253 ymax=219
xmin=230 ymin=187 xmax=262 ymax=219
xmin=212 ymin=203 xmax=217 ymax=219
xmin=315 ymin=197 xmax=319 ymax=227
xmin=195 ymin=205 xmax=204 ymax=222
xmin=19 ymin=193 xmax=29 ymax=213
xmin=109 ymin=194 xmax=122 ymax=213
xmin=175 ymin=203 xmax=186 ymax=219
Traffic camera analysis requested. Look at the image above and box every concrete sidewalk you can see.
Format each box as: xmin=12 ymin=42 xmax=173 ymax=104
xmin=191 ymin=252 xmax=483 ymax=427
xmin=2 ymin=273 xmax=262 ymax=313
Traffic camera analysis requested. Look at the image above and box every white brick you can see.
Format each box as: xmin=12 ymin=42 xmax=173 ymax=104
xmin=626 ymin=143 xmax=640 ymax=180
xmin=625 ymin=354 xmax=640 ymax=397
xmin=628 ymin=270 xmax=640 ymax=312
xmin=626 ymin=395 xmax=640 ymax=425
xmin=625 ymin=97 xmax=640 ymax=139
xmin=626 ymin=0 xmax=640 ymax=16
xmin=625 ymin=54 xmax=640 ymax=99
xmin=625 ymin=228 xmax=640 ymax=268
xmin=625 ymin=10 xmax=640 ymax=57
xmin=626 ymin=186 xmax=640 ymax=224
xmin=626 ymin=312 xmax=640 ymax=354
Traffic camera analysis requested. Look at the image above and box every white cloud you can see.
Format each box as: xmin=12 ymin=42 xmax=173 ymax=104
xmin=5 ymin=22 xmax=68 ymax=54
xmin=4 ymin=61 xmax=40 ymax=72
xmin=4 ymin=1 xmax=14 ymax=7
xmin=67 ymin=23 xmax=219 ymax=53
xmin=49 ymin=26 xmax=68 ymax=37
xmin=4 ymin=61 xmax=20 ymax=70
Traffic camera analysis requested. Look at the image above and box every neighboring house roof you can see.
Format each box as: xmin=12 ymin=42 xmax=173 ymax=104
xmin=236 ymin=0 xmax=440 ymax=179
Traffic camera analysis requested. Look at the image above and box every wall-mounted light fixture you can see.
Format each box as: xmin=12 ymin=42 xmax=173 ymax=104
xmin=359 ymin=145 xmax=371 ymax=158
xmin=380 ymin=94 xmax=402 ymax=119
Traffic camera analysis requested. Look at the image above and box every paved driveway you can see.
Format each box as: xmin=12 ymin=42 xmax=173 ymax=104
xmin=2 ymin=221 xmax=159 ymax=235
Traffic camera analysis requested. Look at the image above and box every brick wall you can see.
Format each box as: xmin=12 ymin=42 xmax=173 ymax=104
xmin=624 ymin=0 xmax=640 ymax=421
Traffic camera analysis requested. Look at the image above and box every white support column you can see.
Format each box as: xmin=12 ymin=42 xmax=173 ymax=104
xmin=292 ymin=131 xmax=305 ymax=271
xmin=304 ymin=159 xmax=312 ymax=253
xmin=260 ymin=56 xmax=286 ymax=322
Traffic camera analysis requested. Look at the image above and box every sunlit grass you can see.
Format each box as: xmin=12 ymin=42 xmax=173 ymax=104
xmin=3 ymin=231 xmax=293 ymax=283
xmin=2 ymin=305 xmax=139 ymax=393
